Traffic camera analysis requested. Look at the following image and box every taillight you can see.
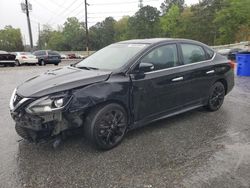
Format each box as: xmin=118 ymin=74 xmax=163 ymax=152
xmin=229 ymin=60 xmax=235 ymax=69
xmin=21 ymin=56 xmax=27 ymax=59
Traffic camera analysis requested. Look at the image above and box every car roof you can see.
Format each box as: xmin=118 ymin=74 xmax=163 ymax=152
xmin=118 ymin=38 xmax=175 ymax=44
xmin=118 ymin=38 xmax=208 ymax=46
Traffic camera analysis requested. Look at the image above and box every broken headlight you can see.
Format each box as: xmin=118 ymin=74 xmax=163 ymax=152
xmin=26 ymin=94 xmax=72 ymax=114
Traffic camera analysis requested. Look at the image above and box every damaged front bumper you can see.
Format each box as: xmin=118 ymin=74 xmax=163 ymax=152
xmin=10 ymin=91 xmax=84 ymax=142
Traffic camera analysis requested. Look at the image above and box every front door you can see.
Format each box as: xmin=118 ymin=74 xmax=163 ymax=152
xmin=130 ymin=43 xmax=189 ymax=122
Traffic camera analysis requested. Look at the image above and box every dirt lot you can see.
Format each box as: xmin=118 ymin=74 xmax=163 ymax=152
xmin=0 ymin=62 xmax=250 ymax=188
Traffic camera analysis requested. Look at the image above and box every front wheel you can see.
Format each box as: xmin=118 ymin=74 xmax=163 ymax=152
xmin=39 ymin=60 xmax=46 ymax=66
xmin=206 ymin=82 xmax=225 ymax=111
xmin=15 ymin=60 xmax=20 ymax=66
xmin=84 ymin=103 xmax=128 ymax=150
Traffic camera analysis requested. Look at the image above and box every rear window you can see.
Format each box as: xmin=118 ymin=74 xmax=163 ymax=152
xmin=205 ymin=47 xmax=214 ymax=59
xmin=48 ymin=51 xmax=60 ymax=56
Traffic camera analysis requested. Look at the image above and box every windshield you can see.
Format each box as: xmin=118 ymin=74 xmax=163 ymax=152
xmin=76 ymin=43 xmax=148 ymax=70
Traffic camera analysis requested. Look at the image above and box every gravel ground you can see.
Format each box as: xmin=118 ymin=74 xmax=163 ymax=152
xmin=0 ymin=62 xmax=249 ymax=188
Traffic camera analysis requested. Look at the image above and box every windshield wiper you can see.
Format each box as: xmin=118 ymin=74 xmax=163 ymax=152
xmin=77 ymin=66 xmax=99 ymax=70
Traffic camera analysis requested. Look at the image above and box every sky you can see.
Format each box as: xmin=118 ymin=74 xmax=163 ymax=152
xmin=0 ymin=0 xmax=199 ymax=46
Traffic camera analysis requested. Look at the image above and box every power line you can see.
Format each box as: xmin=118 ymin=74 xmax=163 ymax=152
xmin=22 ymin=0 xmax=33 ymax=49
xmin=138 ymin=0 xmax=143 ymax=8
xmin=31 ymin=0 xmax=58 ymax=15
xmin=46 ymin=0 xmax=81 ymax=25
xmin=71 ymin=7 xmax=85 ymax=18
xmin=85 ymin=0 xmax=89 ymax=55
xmin=88 ymin=11 xmax=135 ymax=15
xmin=48 ymin=0 xmax=67 ymax=9
xmin=89 ymin=0 xmax=157 ymax=6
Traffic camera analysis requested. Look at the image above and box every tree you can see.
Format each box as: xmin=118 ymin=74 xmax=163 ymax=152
xmin=89 ymin=17 xmax=116 ymax=50
xmin=0 ymin=26 xmax=24 ymax=51
xmin=160 ymin=0 xmax=184 ymax=14
xmin=187 ymin=0 xmax=226 ymax=45
xmin=114 ymin=16 xmax=130 ymax=41
xmin=175 ymin=7 xmax=194 ymax=39
xmin=214 ymin=0 xmax=250 ymax=44
xmin=128 ymin=6 xmax=161 ymax=39
xmin=160 ymin=5 xmax=181 ymax=37
xmin=89 ymin=22 xmax=103 ymax=50
xmin=62 ymin=17 xmax=85 ymax=50
xmin=100 ymin=17 xmax=116 ymax=47
xmin=38 ymin=24 xmax=53 ymax=49
xmin=47 ymin=31 xmax=65 ymax=50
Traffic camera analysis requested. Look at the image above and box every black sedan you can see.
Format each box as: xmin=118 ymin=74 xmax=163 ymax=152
xmin=10 ymin=38 xmax=234 ymax=150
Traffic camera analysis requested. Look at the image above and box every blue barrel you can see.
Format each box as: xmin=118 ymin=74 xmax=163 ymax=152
xmin=236 ymin=53 xmax=250 ymax=76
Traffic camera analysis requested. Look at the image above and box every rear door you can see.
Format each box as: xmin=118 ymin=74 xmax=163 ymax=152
xmin=177 ymin=42 xmax=217 ymax=105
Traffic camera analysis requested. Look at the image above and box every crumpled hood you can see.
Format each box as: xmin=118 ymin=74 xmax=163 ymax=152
xmin=17 ymin=66 xmax=111 ymax=98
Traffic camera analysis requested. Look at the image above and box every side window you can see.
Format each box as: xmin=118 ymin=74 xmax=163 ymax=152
xmin=205 ymin=47 xmax=214 ymax=59
xmin=39 ymin=51 xmax=46 ymax=56
xmin=141 ymin=44 xmax=179 ymax=71
xmin=34 ymin=51 xmax=45 ymax=56
xmin=50 ymin=51 xmax=60 ymax=56
xmin=180 ymin=44 xmax=207 ymax=64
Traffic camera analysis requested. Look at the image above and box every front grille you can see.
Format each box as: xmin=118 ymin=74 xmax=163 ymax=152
xmin=13 ymin=94 xmax=23 ymax=107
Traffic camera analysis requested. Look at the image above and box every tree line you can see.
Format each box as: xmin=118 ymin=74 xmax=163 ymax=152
xmin=0 ymin=0 xmax=249 ymax=52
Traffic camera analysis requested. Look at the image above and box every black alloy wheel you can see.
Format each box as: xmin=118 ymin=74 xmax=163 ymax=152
xmin=85 ymin=103 xmax=128 ymax=150
xmin=207 ymin=82 xmax=225 ymax=111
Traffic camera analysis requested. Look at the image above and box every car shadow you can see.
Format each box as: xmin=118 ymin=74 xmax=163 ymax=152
xmin=16 ymin=107 xmax=230 ymax=187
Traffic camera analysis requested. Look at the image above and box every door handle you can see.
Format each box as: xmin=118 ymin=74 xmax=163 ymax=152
xmin=172 ymin=77 xmax=183 ymax=82
xmin=206 ymin=70 xmax=215 ymax=74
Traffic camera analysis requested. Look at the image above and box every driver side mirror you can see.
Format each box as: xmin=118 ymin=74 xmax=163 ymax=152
xmin=138 ymin=62 xmax=154 ymax=73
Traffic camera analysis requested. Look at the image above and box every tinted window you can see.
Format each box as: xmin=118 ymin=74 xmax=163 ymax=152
xmin=141 ymin=44 xmax=179 ymax=71
xmin=180 ymin=44 xmax=207 ymax=64
xmin=48 ymin=51 xmax=59 ymax=56
xmin=34 ymin=51 xmax=46 ymax=56
xmin=205 ymin=47 xmax=214 ymax=59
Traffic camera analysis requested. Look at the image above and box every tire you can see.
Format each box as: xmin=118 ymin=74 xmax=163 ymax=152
xmin=206 ymin=82 xmax=225 ymax=111
xmin=15 ymin=60 xmax=20 ymax=66
xmin=54 ymin=63 xmax=59 ymax=66
xmin=39 ymin=60 xmax=46 ymax=66
xmin=15 ymin=125 xmax=34 ymax=142
xmin=84 ymin=103 xmax=128 ymax=150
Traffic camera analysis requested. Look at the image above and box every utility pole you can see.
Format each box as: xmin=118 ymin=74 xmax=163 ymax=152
xmin=38 ymin=23 xmax=40 ymax=49
xmin=21 ymin=0 xmax=33 ymax=50
xmin=138 ymin=0 xmax=143 ymax=8
xmin=84 ymin=0 xmax=89 ymax=55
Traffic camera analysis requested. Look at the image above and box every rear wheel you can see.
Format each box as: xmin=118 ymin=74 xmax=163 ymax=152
xmin=206 ymin=82 xmax=225 ymax=111
xmin=84 ymin=103 xmax=128 ymax=150
xmin=54 ymin=63 xmax=59 ymax=66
